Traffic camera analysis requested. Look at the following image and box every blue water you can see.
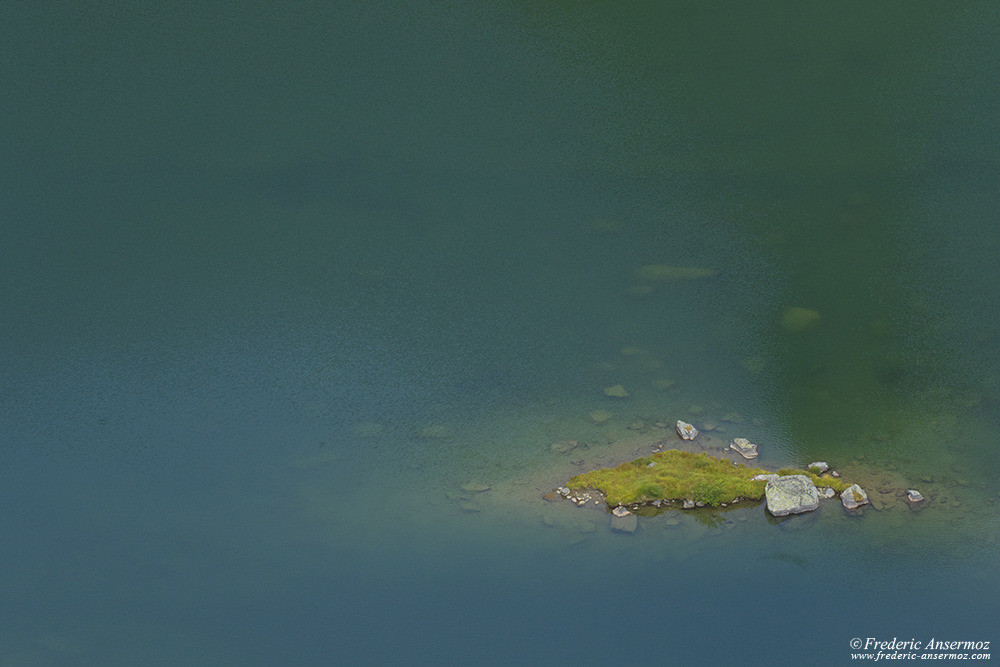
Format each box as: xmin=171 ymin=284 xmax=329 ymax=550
xmin=2 ymin=3 xmax=999 ymax=664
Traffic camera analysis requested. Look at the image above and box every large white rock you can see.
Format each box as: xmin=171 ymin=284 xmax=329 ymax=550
xmin=730 ymin=437 xmax=759 ymax=459
xmin=765 ymin=475 xmax=820 ymax=517
xmin=841 ymin=484 xmax=869 ymax=510
xmin=676 ymin=420 xmax=699 ymax=440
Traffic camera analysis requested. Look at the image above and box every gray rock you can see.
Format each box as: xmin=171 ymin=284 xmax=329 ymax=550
xmin=682 ymin=499 xmax=695 ymax=509
xmin=676 ymin=420 xmax=699 ymax=440
xmin=808 ymin=461 xmax=829 ymax=474
xmin=612 ymin=506 xmax=631 ymax=518
xmin=610 ymin=513 xmax=638 ymax=533
xmin=730 ymin=438 xmax=759 ymax=459
xmin=841 ymin=484 xmax=869 ymax=510
xmin=765 ymin=475 xmax=820 ymax=516
xmin=906 ymin=489 xmax=924 ymax=503
xmin=817 ymin=487 xmax=836 ymax=498
xmin=752 ymin=473 xmax=780 ymax=483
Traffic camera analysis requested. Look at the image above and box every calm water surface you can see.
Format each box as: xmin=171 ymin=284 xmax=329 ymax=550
xmin=2 ymin=3 xmax=998 ymax=664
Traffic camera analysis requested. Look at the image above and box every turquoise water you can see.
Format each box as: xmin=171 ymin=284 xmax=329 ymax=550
xmin=2 ymin=3 xmax=999 ymax=664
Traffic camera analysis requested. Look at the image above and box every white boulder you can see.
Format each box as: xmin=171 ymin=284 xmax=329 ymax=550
xmin=841 ymin=484 xmax=869 ymax=510
xmin=730 ymin=437 xmax=759 ymax=459
xmin=676 ymin=420 xmax=699 ymax=440
xmin=765 ymin=475 xmax=819 ymax=517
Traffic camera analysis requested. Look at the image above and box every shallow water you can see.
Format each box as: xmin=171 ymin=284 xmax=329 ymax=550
xmin=2 ymin=3 xmax=999 ymax=664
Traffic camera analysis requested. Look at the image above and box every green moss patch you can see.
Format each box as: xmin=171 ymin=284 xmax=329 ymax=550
xmin=567 ymin=450 xmax=770 ymax=507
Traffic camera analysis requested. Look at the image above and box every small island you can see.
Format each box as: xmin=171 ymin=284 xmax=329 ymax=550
xmin=564 ymin=449 xmax=851 ymax=511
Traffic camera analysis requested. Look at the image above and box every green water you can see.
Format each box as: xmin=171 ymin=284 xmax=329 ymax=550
xmin=1 ymin=2 xmax=998 ymax=664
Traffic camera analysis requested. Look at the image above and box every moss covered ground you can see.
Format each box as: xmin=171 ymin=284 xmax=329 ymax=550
xmin=567 ymin=451 xmax=851 ymax=507
xmin=568 ymin=450 xmax=770 ymax=507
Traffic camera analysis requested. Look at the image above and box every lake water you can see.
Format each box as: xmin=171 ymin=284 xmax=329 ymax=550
xmin=2 ymin=3 xmax=999 ymax=665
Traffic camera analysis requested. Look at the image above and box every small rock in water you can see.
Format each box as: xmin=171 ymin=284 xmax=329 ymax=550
xmin=808 ymin=462 xmax=829 ymax=474
xmin=676 ymin=420 xmax=699 ymax=440
xmin=557 ymin=487 xmax=570 ymax=496
xmin=682 ymin=499 xmax=696 ymax=509
xmin=542 ymin=491 xmax=561 ymax=502
xmin=841 ymin=484 xmax=869 ymax=510
xmin=818 ymin=487 xmax=836 ymax=499
xmin=612 ymin=506 xmax=631 ymax=518
xmin=906 ymin=489 xmax=924 ymax=502
xmin=730 ymin=437 xmax=759 ymax=459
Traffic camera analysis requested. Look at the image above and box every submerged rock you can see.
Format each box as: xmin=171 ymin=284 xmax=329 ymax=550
xmin=603 ymin=384 xmax=629 ymax=398
xmin=461 ymin=483 xmax=491 ymax=493
xmin=841 ymin=484 xmax=869 ymax=510
xmin=765 ymin=475 xmax=820 ymax=517
xmin=550 ymin=440 xmax=579 ymax=455
xmin=781 ymin=307 xmax=821 ymax=333
xmin=589 ymin=410 xmax=612 ymax=424
xmin=634 ymin=265 xmax=716 ymax=282
xmin=676 ymin=420 xmax=699 ymax=440
xmin=730 ymin=437 xmax=759 ymax=459
xmin=610 ymin=513 xmax=638 ymax=534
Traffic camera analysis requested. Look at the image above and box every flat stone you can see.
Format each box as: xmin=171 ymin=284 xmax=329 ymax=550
xmin=730 ymin=437 xmax=759 ymax=459
xmin=676 ymin=420 xmax=699 ymax=440
xmin=808 ymin=461 xmax=829 ymax=474
xmin=841 ymin=484 xmax=869 ymax=510
xmin=610 ymin=513 xmax=638 ymax=533
xmin=752 ymin=473 xmax=780 ymax=483
xmin=906 ymin=489 xmax=924 ymax=502
xmin=461 ymin=483 xmax=491 ymax=493
xmin=542 ymin=491 xmax=561 ymax=502
xmin=765 ymin=475 xmax=820 ymax=516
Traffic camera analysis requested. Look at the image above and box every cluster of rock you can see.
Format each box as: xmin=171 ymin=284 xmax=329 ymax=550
xmin=763 ymin=474 xmax=870 ymax=516
xmin=554 ymin=417 xmax=928 ymax=533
